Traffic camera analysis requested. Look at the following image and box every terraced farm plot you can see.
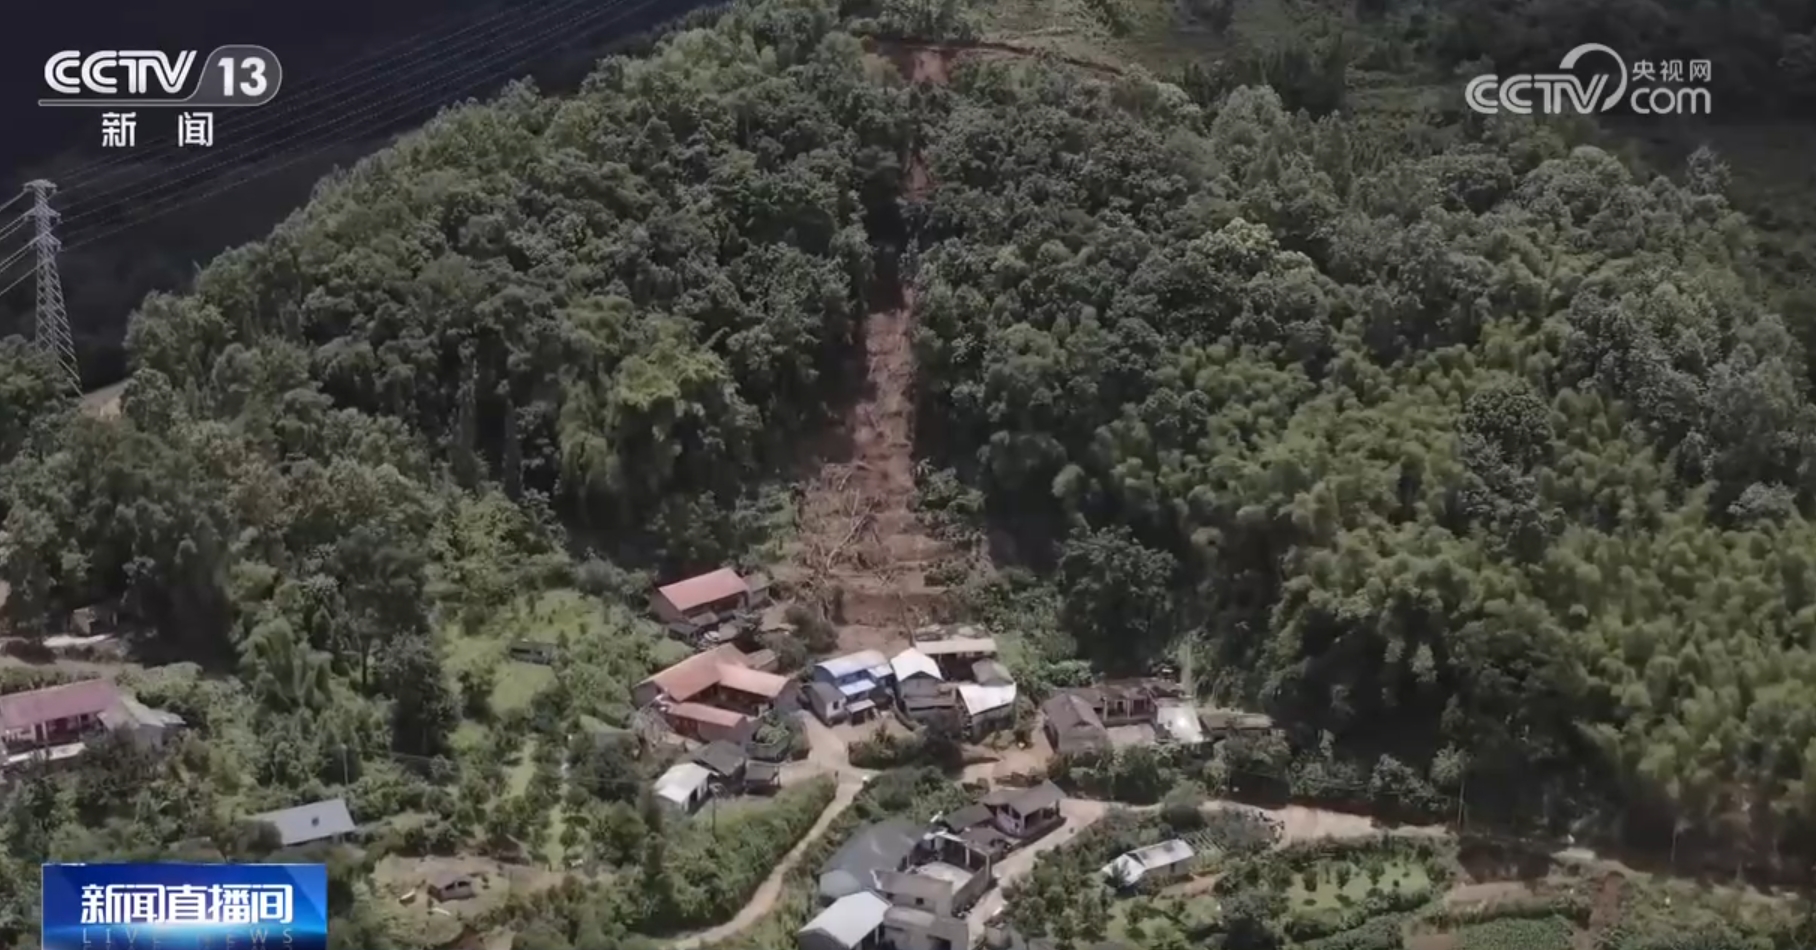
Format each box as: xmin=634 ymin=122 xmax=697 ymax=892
xmin=1451 ymin=916 xmax=1575 ymax=950
xmin=1287 ymin=858 xmax=1433 ymax=913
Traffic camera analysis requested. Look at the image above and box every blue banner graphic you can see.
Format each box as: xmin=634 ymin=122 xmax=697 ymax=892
xmin=42 ymin=863 xmax=328 ymax=950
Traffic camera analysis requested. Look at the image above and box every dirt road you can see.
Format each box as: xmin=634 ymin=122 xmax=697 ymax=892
xmin=1202 ymin=801 xmax=1447 ymax=845
xmin=668 ymin=772 xmax=871 ymax=950
xmin=669 ymin=712 xmax=876 ymax=949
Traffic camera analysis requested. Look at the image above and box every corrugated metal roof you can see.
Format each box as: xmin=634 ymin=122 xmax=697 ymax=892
xmin=717 ymin=664 xmax=790 ymax=699
xmin=1007 ymin=782 xmax=1063 ymax=815
xmin=889 ymin=648 xmax=942 ymax=682
xmin=837 ymin=677 xmax=878 ymax=698
xmin=817 ymin=650 xmax=889 ymax=680
xmin=800 ymin=891 xmax=890 ymax=947
xmin=655 ymin=762 xmax=713 ymax=805
xmin=637 ymin=644 xmax=752 ymax=703
xmin=957 ymin=682 xmax=1016 ymax=716
xmin=100 ymin=694 xmax=184 ymax=730
xmin=692 ymin=740 xmax=747 ymax=777
xmin=1155 ymin=703 xmax=1205 ymax=744
xmin=915 ymin=637 xmax=997 ymax=657
xmin=0 ymin=679 xmax=119 ymax=731
xmin=249 ymin=798 xmax=356 ymax=847
xmin=656 ymin=568 xmax=749 ymax=614
xmin=819 ymin=818 xmax=923 ymax=900
xmin=1101 ymin=839 xmax=1195 ymax=885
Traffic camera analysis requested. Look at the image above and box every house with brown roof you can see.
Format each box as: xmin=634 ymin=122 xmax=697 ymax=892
xmin=1041 ymin=693 xmax=1109 ymax=755
xmin=632 ymin=644 xmax=791 ymax=741
xmin=1070 ymin=681 xmax=1177 ymax=727
xmin=0 ymin=679 xmax=120 ymax=753
xmin=650 ymin=568 xmax=753 ymax=625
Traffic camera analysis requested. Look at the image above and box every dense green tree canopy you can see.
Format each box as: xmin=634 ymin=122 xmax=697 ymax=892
xmin=4 ymin=6 xmax=1816 ymax=950
xmin=910 ymin=62 xmax=1816 ymax=862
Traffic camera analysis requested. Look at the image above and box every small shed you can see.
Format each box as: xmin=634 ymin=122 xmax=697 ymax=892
xmin=249 ymin=798 xmax=356 ymax=848
xmin=692 ymin=740 xmax=749 ymax=781
xmin=655 ymin=762 xmax=714 ymax=813
xmin=1154 ymin=702 xmax=1206 ymax=745
xmin=807 ymin=681 xmax=849 ymax=724
xmin=798 ymin=891 xmax=889 ymax=950
xmin=507 ymin=641 xmax=558 ymax=665
xmin=101 ymin=694 xmax=185 ymax=748
xmin=745 ymin=759 xmax=782 ymax=792
xmin=1102 ymin=839 xmax=1195 ymax=888
xmin=428 ymin=871 xmax=476 ymax=902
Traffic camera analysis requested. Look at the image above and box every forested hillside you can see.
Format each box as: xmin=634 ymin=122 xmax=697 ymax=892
xmin=909 ymin=63 xmax=1816 ymax=864
xmin=4 ymin=0 xmax=1816 ymax=944
xmin=3 ymin=2 xmax=912 ymax=647
xmin=0 ymin=2 xmax=910 ymax=944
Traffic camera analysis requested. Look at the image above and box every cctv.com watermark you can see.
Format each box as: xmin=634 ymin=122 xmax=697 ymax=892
xmin=1466 ymin=43 xmax=1713 ymax=116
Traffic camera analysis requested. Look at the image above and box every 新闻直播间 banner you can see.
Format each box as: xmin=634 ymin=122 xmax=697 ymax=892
xmin=42 ymin=862 xmax=328 ymax=950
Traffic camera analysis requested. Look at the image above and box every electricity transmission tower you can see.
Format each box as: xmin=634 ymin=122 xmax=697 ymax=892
xmin=24 ymin=180 xmax=78 ymax=394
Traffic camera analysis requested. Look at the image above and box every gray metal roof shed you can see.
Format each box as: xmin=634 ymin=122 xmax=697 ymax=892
xmin=799 ymin=891 xmax=890 ymax=949
xmin=249 ymin=798 xmax=356 ymax=847
xmin=818 ymin=818 xmax=924 ymax=902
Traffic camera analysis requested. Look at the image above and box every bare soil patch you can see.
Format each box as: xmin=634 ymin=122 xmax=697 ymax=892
xmin=1588 ymin=871 xmax=1626 ymax=932
xmin=909 ymin=47 xmax=950 ymax=84
xmin=373 ymin=853 xmax=568 ymax=947
xmin=959 ymin=732 xmax=1055 ymax=784
xmin=783 ymin=51 xmax=966 ymax=651
xmin=1159 ymin=873 xmax=1222 ymax=898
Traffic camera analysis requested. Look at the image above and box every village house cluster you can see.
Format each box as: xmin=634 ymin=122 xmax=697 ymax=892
xmin=1039 ymin=680 xmax=1275 ymax=756
xmin=805 ymin=626 xmax=1014 ymax=738
xmin=797 ymin=781 xmax=1066 ymax=950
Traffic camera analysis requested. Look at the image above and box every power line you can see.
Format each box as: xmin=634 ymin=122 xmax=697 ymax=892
xmin=0 ymin=191 xmax=24 ymax=215
xmin=51 ymin=2 xmax=576 ymax=194
xmin=0 ymin=265 xmax=34 ymax=301
xmin=0 ymin=213 xmax=28 ymax=247
xmin=0 ymin=235 xmax=40 ymax=277
xmin=58 ymin=0 xmax=616 ymax=219
xmin=58 ymin=0 xmax=637 ymax=235
xmin=60 ymin=0 xmax=661 ymax=253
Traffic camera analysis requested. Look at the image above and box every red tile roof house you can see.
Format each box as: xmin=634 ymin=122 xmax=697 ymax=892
xmin=649 ymin=568 xmax=752 ymax=625
xmin=0 ymin=679 xmax=121 ymax=756
xmin=632 ymin=644 xmax=791 ymax=742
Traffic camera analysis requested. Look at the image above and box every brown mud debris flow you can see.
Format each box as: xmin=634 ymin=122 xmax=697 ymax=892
xmin=792 ymin=287 xmax=955 ymax=644
xmin=783 ymin=50 xmax=958 ymax=649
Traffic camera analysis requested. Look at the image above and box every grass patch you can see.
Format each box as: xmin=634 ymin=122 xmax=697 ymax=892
xmin=506 ymin=737 xmax=538 ymax=797
xmin=1109 ymin=893 xmax=1222 ymax=945
xmin=1288 ymin=858 xmax=1431 ymax=913
xmin=443 ymin=588 xmax=687 ymax=719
